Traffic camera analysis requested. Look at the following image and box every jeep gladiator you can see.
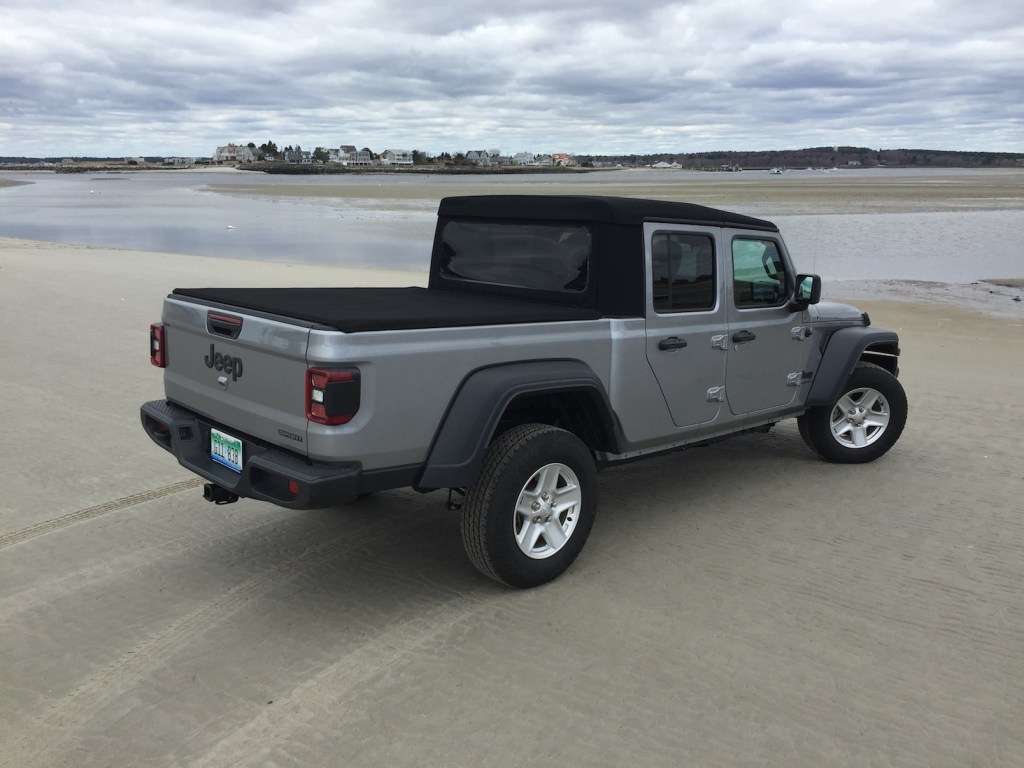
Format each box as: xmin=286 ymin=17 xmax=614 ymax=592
xmin=141 ymin=195 xmax=907 ymax=587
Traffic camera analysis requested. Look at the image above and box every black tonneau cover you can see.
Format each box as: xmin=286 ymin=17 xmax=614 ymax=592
xmin=171 ymin=286 xmax=603 ymax=333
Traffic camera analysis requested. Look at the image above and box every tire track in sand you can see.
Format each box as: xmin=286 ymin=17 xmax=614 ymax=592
xmin=0 ymin=505 xmax=288 ymax=619
xmin=0 ymin=479 xmax=204 ymax=551
xmin=4 ymin=518 xmax=419 ymax=767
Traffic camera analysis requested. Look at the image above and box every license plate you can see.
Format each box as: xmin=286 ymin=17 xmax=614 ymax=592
xmin=211 ymin=428 xmax=243 ymax=473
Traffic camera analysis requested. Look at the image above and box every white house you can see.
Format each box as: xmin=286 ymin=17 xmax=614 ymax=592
xmin=213 ymin=143 xmax=256 ymax=162
xmin=464 ymin=150 xmax=501 ymax=166
xmin=347 ymin=149 xmax=374 ymax=166
xmin=329 ymin=145 xmax=359 ymax=164
xmin=381 ymin=149 xmax=413 ymax=166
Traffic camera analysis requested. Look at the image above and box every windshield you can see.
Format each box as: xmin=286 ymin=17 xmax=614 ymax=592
xmin=438 ymin=221 xmax=591 ymax=293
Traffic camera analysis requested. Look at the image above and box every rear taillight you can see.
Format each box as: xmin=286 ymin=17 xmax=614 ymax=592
xmin=150 ymin=323 xmax=166 ymax=368
xmin=306 ymin=368 xmax=360 ymax=425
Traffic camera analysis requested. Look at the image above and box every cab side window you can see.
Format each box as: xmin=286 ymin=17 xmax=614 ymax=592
xmin=651 ymin=233 xmax=716 ymax=312
xmin=732 ymin=238 xmax=788 ymax=308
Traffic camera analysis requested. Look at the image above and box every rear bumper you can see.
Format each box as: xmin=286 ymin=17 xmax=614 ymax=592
xmin=140 ymin=400 xmax=414 ymax=509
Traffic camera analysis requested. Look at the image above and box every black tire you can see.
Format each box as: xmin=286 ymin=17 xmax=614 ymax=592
xmin=798 ymin=362 xmax=907 ymax=463
xmin=461 ymin=424 xmax=598 ymax=588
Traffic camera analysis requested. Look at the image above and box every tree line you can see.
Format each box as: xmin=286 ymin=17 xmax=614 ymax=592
xmin=575 ymin=146 xmax=1023 ymax=169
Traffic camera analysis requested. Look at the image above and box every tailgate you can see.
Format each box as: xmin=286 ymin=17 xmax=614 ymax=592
xmin=161 ymin=297 xmax=313 ymax=455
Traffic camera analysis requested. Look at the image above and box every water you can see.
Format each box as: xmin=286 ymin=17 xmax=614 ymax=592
xmin=772 ymin=210 xmax=1022 ymax=282
xmin=0 ymin=171 xmax=438 ymax=270
xmin=1 ymin=168 xmax=1022 ymax=281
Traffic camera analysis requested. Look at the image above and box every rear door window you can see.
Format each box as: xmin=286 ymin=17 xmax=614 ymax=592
xmin=651 ymin=232 xmax=716 ymax=312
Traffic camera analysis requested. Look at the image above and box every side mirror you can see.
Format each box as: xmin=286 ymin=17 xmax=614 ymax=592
xmin=790 ymin=273 xmax=821 ymax=309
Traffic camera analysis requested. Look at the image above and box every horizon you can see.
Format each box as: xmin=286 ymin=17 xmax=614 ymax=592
xmin=4 ymin=145 xmax=1024 ymax=163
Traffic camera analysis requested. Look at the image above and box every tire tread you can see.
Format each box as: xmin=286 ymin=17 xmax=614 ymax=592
xmin=460 ymin=424 xmax=595 ymax=587
xmin=799 ymin=361 xmax=907 ymax=463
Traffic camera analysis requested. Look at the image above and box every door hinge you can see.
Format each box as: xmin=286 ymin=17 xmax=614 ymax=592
xmin=706 ymin=386 xmax=726 ymax=402
xmin=787 ymin=371 xmax=813 ymax=386
xmin=711 ymin=335 xmax=728 ymax=351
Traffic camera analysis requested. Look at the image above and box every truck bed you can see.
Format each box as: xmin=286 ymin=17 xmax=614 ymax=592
xmin=171 ymin=286 xmax=604 ymax=333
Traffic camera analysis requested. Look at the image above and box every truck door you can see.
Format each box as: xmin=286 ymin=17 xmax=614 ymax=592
xmin=724 ymin=234 xmax=804 ymax=415
xmin=643 ymin=223 xmax=728 ymax=428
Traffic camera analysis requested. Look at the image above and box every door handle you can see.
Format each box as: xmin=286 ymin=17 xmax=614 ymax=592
xmin=658 ymin=336 xmax=688 ymax=351
xmin=731 ymin=330 xmax=757 ymax=344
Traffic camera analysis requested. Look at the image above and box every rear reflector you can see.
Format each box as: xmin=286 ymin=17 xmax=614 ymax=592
xmin=150 ymin=323 xmax=166 ymax=367
xmin=306 ymin=368 xmax=360 ymax=425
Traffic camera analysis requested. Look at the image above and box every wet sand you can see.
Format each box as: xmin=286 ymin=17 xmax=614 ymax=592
xmin=204 ymin=167 xmax=1024 ymax=213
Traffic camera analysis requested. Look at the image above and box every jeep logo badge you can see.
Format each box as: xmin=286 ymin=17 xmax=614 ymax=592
xmin=204 ymin=344 xmax=244 ymax=381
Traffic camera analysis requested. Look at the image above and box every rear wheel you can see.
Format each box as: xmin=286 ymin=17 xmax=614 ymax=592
xmin=461 ymin=424 xmax=597 ymax=588
xmin=799 ymin=362 xmax=907 ymax=463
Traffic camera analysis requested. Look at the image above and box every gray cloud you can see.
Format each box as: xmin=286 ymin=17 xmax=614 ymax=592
xmin=1 ymin=0 xmax=1021 ymax=156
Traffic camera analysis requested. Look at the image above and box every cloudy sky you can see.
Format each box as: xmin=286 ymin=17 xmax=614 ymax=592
xmin=2 ymin=0 xmax=1021 ymax=157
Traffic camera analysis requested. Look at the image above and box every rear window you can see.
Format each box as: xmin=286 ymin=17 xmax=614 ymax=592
xmin=438 ymin=221 xmax=591 ymax=293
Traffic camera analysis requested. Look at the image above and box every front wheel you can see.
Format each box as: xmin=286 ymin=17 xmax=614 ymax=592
xmin=461 ymin=424 xmax=598 ymax=588
xmin=799 ymin=362 xmax=907 ymax=463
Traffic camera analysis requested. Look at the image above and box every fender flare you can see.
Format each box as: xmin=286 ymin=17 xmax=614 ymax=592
xmin=415 ymin=360 xmax=619 ymax=491
xmin=806 ymin=327 xmax=901 ymax=406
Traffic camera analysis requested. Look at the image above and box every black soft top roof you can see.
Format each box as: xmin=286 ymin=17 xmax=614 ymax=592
xmin=437 ymin=194 xmax=778 ymax=231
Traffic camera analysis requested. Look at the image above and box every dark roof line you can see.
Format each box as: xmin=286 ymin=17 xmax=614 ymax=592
xmin=438 ymin=195 xmax=778 ymax=231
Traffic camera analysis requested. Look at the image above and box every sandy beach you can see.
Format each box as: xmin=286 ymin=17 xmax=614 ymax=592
xmin=1 ymin=232 xmax=1023 ymax=766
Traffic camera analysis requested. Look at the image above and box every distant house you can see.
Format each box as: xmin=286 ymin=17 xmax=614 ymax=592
xmin=465 ymin=150 xmax=503 ymax=166
xmin=348 ymin=149 xmax=374 ymax=166
xmin=651 ymin=161 xmax=681 ymax=169
xmin=213 ymin=144 xmax=256 ymax=162
xmin=513 ymin=152 xmax=536 ymax=166
xmin=329 ymin=145 xmax=359 ymax=164
xmin=381 ymin=149 xmax=413 ymax=166
xmin=283 ymin=150 xmax=312 ymax=164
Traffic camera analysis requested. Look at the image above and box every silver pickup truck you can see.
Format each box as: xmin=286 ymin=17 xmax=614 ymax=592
xmin=141 ymin=195 xmax=906 ymax=587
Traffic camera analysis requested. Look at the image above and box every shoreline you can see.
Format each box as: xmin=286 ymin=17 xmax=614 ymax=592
xmin=827 ymin=277 xmax=1024 ymax=318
